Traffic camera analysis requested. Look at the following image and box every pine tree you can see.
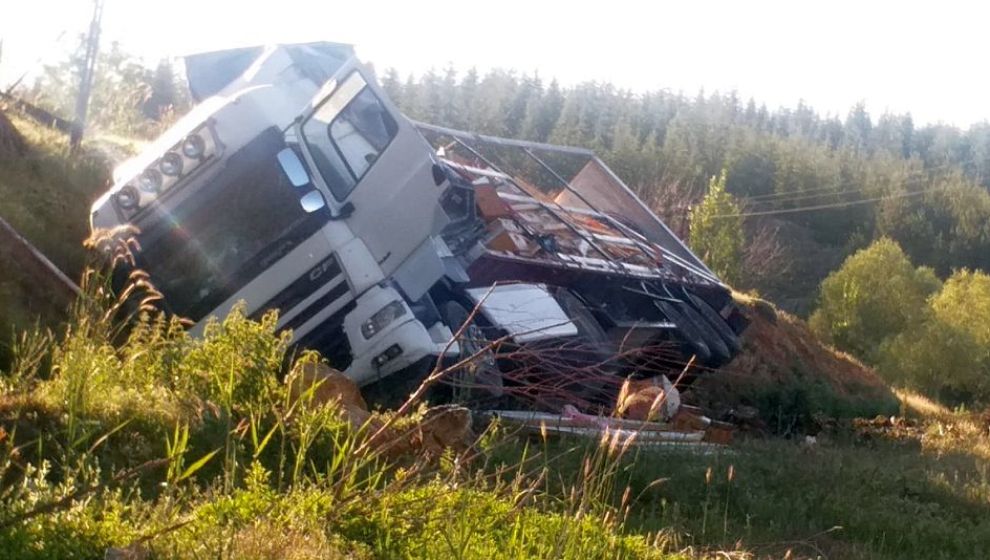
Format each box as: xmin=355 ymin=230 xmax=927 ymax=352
xmin=142 ymin=59 xmax=189 ymax=121
xmin=607 ymin=117 xmax=646 ymax=187
xmin=548 ymin=85 xmax=589 ymax=146
xmin=898 ymin=114 xmax=915 ymax=159
xmin=472 ymin=69 xmax=518 ymax=136
xmin=505 ymin=72 xmax=541 ymax=137
xmin=438 ymin=65 xmax=459 ymax=127
xmin=454 ymin=67 xmax=479 ymax=129
xmin=689 ymin=170 xmax=743 ymax=284
xmin=415 ymin=69 xmax=444 ymax=124
xmin=520 ymin=78 xmax=562 ymax=142
xmin=400 ymin=74 xmax=424 ymax=119
xmin=845 ymin=102 xmax=873 ymax=152
xmin=380 ymin=68 xmax=403 ymax=107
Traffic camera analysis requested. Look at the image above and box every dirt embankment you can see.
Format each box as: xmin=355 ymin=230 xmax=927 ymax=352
xmin=688 ymin=293 xmax=898 ymax=434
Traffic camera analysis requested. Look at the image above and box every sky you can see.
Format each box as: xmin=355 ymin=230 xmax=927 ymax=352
xmin=2 ymin=0 xmax=989 ymax=128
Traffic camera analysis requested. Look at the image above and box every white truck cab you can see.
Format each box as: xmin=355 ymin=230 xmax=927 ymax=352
xmin=91 ymin=43 xmax=460 ymax=384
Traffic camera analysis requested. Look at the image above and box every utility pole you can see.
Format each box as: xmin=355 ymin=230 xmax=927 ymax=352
xmin=71 ymin=0 xmax=104 ymax=150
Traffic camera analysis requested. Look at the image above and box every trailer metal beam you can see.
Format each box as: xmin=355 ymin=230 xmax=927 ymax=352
xmin=444 ymin=135 xmax=627 ymax=275
xmin=412 ymin=121 xmax=596 ymax=157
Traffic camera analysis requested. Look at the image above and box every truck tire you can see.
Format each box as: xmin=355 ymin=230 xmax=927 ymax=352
xmin=683 ymin=289 xmax=743 ymax=355
xmin=439 ymin=301 xmax=503 ymax=404
xmin=677 ymin=301 xmax=732 ymax=367
xmin=551 ymin=288 xmax=622 ymax=410
xmin=553 ymin=288 xmax=612 ymax=357
xmin=655 ymin=299 xmax=712 ymax=365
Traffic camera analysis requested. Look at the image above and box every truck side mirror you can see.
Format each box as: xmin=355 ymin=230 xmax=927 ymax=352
xmin=299 ymin=190 xmax=327 ymax=213
xmin=277 ymin=148 xmax=311 ymax=187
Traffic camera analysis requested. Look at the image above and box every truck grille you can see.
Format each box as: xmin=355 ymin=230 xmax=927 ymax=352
xmin=280 ymin=280 xmax=350 ymax=333
xmin=251 ymin=253 xmax=355 ymax=369
xmin=250 ymin=254 xmax=343 ymax=321
xmin=293 ymin=300 xmax=357 ymax=370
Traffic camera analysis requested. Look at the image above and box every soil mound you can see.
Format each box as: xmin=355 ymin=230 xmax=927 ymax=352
xmin=689 ymin=293 xmax=898 ymax=433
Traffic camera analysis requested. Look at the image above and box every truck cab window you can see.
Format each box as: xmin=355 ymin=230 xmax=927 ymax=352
xmin=303 ymin=84 xmax=398 ymax=200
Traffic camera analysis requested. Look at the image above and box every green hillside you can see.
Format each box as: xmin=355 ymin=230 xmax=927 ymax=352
xmin=0 ymin=110 xmax=109 ymax=364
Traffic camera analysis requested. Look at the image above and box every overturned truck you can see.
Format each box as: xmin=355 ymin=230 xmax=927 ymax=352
xmin=89 ymin=42 xmax=746 ymax=409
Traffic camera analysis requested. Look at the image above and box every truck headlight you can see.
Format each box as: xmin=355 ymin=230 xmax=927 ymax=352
xmin=116 ymin=185 xmax=140 ymax=211
xmin=139 ymin=169 xmax=163 ymax=193
xmin=159 ymin=152 xmax=183 ymax=176
xmin=361 ymin=300 xmax=407 ymax=339
xmin=182 ymin=134 xmax=206 ymax=159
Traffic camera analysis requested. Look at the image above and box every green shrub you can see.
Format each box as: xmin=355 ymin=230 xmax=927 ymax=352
xmin=747 ymin=374 xmax=899 ymax=435
xmin=176 ymin=303 xmax=288 ymax=417
xmin=0 ymin=460 xmax=140 ymax=560
xmin=810 ymin=238 xmax=939 ymax=361
xmin=877 ymin=269 xmax=990 ymax=404
xmin=930 ymin=269 xmax=990 ymax=347
xmin=877 ymin=320 xmax=986 ymax=404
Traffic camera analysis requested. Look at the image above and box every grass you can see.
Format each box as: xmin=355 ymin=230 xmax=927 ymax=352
xmin=0 ymin=255 xmax=988 ymax=558
xmin=486 ymin=392 xmax=990 ymax=560
xmin=627 ymin=434 xmax=990 ymax=559
xmin=0 ymin=234 xmax=988 ymax=559
xmin=0 ymin=112 xmax=108 ymax=276
xmin=0 ymin=255 xmax=693 ymax=559
xmin=0 ymin=110 xmax=110 ymax=366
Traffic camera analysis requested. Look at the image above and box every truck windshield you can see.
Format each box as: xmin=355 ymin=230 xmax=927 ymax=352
xmin=136 ymin=129 xmax=323 ymax=321
xmin=302 ymin=83 xmax=398 ymax=200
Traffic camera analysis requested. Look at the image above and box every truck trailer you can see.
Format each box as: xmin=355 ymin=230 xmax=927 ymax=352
xmin=89 ymin=42 xmax=746 ymax=408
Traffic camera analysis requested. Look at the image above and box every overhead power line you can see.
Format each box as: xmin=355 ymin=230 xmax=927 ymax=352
xmin=745 ymin=183 xmax=862 ymax=202
xmin=746 ymin=185 xmax=891 ymax=206
xmin=712 ymin=183 xmax=952 ymax=219
xmin=736 ymin=157 xmax=978 ymax=207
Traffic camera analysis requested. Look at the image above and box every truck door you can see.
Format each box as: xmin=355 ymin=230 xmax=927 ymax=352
xmin=298 ymin=62 xmax=450 ymax=276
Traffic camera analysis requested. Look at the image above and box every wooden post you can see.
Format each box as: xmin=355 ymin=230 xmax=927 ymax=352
xmin=0 ymin=216 xmax=82 ymax=302
xmin=71 ymin=0 xmax=104 ymax=149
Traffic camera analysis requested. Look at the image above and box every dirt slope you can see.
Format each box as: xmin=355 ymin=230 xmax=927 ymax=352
xmin=688 ymin=293 xmax=898 ymax=433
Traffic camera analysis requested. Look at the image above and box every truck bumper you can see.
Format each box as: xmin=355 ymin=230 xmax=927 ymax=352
xmin=343 ymin=284 xmax=458 ymax=386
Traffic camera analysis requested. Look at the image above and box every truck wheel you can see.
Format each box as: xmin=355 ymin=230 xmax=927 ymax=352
xmin=656 ymin=299 xmax=712 ymax=365
xmin=439 ymin=301 xmax=503 ymax=404
xmin=683 ymin=289 xmax=743 ymax=354
xmin=677 ymin=302 xmax=731 ymax=367
xmin=554 ymin=290 xmax=608 ymax=343
xmin=552 ymin=288 xmax=622 ymax=410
